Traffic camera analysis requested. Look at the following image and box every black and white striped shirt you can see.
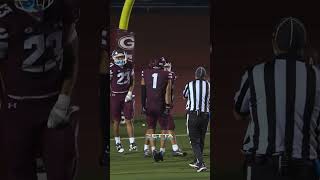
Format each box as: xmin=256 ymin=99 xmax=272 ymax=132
xmin=183 ymin=79 xmax=210 ymax=113
xmin=234 ymin=54 xmax=320 ymax=160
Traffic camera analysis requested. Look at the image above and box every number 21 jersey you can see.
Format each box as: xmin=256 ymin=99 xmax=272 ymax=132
xmin=0 ymin=1 xmax=78 ymax=98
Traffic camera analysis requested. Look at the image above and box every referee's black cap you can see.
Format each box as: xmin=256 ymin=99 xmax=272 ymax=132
xmin=195 ymin=66 xmax=206 ymax=79
xmin=273 ymin=17 xmax=307 ymax=52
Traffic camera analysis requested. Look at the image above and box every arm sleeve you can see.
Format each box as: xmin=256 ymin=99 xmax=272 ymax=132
xmin=0 ymin=4 xmax=10 ymax=62
xmin=183 ymin=83 xmax=189 ymax=98
xmin=141 ymin=70 xmax=146 ymax=108
xmin=109 ymin=63 xmax=113 ymax=80
xmin=234 ymin=71 xmax=250 ymax=115
xmin=0 ymin=26 xmax=8 ymax=61
xmin=141 ymin=84 xmax=146 ymax=108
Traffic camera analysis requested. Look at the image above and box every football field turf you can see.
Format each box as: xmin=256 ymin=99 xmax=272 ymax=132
xmin=110 ymin=116 xmax=211 ymax=180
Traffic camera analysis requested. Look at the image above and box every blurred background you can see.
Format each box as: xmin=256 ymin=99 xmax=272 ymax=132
xmin=213 ymin=0 xmax=320 ymax=179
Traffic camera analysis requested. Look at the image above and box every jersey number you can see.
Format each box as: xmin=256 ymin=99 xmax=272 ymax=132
xmin=117 ymin=72 xmax=130 ymax=85
xmin=152 ymin=73 xmax=158 ymax=89
xmin=23 ymin=31 xmax=63 ymax=73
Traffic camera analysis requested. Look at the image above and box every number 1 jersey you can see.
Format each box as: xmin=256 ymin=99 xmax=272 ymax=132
xmin=0 ymin=1 xmax=78 ymax=98
xmin=142 ymin=68 xmax=173 ymax=112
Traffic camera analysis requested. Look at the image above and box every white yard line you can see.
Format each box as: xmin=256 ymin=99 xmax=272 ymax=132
xmin=110 ymin=132 xmax=210 ymax=140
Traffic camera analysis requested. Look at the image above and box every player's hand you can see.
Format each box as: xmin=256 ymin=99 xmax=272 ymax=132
xmin=125 ymin=91 xmax=133 ymax=102
xmin=142 ymin=107 xmax=147 ymax=115
xmin=47 ymin=94 xmax=79 ymax=129
xmin=162 ymin=104 xmax=171 ymax=117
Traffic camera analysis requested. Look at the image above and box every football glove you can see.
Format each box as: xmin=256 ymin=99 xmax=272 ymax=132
xmin=125 ymin=91 xmax=133 ymax=102
xmin=47 ymin=94 xmax=79 ymax=129
xmin=162 ymin=104 xmax=171 ymax=117
xmin=142 ymin=107 xmax=147 ymax=115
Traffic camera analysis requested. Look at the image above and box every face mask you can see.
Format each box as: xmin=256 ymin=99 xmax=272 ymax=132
xmin=15 ymin=0 xmax=54 ymax=13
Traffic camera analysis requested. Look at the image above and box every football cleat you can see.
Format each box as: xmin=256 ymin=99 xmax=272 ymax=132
xmin=129 ymin=143 xmax=137 ymax=151
xmin=188 ymin=161 xmax=199 ymax=169
xmin=144 ymin=149 xmax=151 ymax=157
xmin=158 ymin=151 xmax=164 ymax=161
xmin=116 ymin=143 xmax=124 ymax=153
xmin=172 ymin=149 xmax=187 ymax=157
xmin=196 ymin=163 xmax=208 ymax=172
xmin=152 ymin=150 xmax=160 ymax=162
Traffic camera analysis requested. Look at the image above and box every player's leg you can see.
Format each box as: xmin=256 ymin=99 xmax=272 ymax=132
xmin=158 ymin=115 xmax=170 ymax=161
xmin=159 ymin=129 xmax=167 ymax=155
xmin=196 ymin=114 xmax=210 ymax=172
xmin=111 ymin=93 xmax=124 ymax=153
xmin=166 ymin=115 xmax=185 ymax=156
xmin=143 ymin=129 xmax=151 ymax=157
xmin=124 ymin=99 xmax=137 ymax=151
xmin=34 ymin=140 xmax=47 ymax=180
xmin=3 ymin=98 xmax=37 ymax=180
xmin=43 ymin=111 xmax=79 ymax=180
xmin=145 ymin=113 xmax=160 ymax=161
xmin=188 ymin=113 xmax=207 ymax=172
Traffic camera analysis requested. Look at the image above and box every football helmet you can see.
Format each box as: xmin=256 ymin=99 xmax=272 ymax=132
xmin=15 ymin=0 xmax=54 ymax=13
xmin=159 ymin=57 xmax=167 ymax=66
xmin=112 ymin=49 xmax=127 ymax=67
xmin=164 ymin=62 xmax=172 ymax=72
xmin=149 ymin=57 xmax=166 ymax=69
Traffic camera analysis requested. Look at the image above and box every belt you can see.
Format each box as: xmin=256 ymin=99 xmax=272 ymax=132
xmin=188 ymin=110 xmax=209 ymax=116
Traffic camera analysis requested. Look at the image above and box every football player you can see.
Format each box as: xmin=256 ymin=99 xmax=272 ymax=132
xmin=109 ymin=49 xmax=137 ymax=153
xmin=160 ymin=58 xmax=186 ymax=157
xmin=141 ymin=58 xmax=172 ymax=162
xmin=0 ymin=0 xmax=79 ymax=180
xmin=143 ymin=58 xmax=185 ymax=158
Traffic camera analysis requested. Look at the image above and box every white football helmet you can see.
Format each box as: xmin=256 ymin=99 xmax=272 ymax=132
xmin=15 ymin=0 xmax=54 ymax=13
xmin=112 ymin=49 xmax=127 ymax=67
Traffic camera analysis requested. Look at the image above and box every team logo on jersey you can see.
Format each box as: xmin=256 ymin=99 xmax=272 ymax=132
xmin=0 ymin=4 xmax=13 ymax=18
xmin=118 ymin=35 xmax=135 ymax=50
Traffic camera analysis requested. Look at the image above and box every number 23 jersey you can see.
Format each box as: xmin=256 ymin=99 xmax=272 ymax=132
xmin=109 ymin=61 xmax=134 ymax=94
xmin=0 ymin=1 xmax=78 ymax=98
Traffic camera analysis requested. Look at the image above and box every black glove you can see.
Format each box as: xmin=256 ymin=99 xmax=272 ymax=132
xmin=162 ymin=104 xmax=171 ymax=117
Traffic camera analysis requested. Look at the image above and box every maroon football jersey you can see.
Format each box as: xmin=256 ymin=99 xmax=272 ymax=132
xmin=142 ymin=68 xmax=173 ymax=111
xmin=110 ymin=61 xmax=134 ymax=93
xmin=0 ymin=1 xmax=78 ymax=98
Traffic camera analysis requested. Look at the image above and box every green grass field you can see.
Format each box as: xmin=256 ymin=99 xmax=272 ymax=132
xmin=110 ymin=116 xmax=211 ymax=180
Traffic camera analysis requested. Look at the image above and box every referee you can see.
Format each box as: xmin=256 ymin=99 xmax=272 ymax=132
xmin=234 ymin=17 xmax=320 ymax=180
xmin=183 ymin=66 xmax=210 ymax=172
